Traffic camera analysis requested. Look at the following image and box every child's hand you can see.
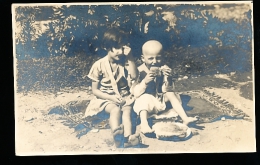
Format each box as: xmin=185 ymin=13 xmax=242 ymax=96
xmin=144 ymin=71 xmax=156 ymax=85
xmin=110 ymin=95 xmax=122 ymax=104
xmin=110 ymin=95 xmax=126 ymax=105
xmin=122 ymin=45 xmax=132 ymax=56
xmin=160 ymin=65 xmax=172 ymax=77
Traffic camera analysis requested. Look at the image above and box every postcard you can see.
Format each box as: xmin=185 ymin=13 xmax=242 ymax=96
xmin=12 ymin=1 xmax=254 ymax=155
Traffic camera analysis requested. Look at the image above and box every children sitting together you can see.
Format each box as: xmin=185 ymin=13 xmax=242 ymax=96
xmin=84 ymin=27 xmax=198 ymax=148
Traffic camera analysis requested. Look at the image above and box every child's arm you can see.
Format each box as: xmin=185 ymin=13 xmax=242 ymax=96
xmin=160 ymin=65 xmax=172 ymax=77
xmin=131 ymin=79 xmax=147 ymax=98
xmin=91 ymin=81 xmax=123 ymax=104
xmin=123 ymin=46 xmax=138 ymax=80
xmin=131 ymin=71 xmax=156 ymax=98
xmin=161 ymin=65 xmax=177 ymax=92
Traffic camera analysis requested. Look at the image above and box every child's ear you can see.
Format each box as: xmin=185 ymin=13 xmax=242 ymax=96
xmin=141 ymin=55 xmax=145 ymax=62
xmin=110 ymin=47 xmax=114 ymax=52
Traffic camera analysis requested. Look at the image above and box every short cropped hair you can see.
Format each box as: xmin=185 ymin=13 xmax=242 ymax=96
xmin=101 ymin=27 xmax=129 ymax=51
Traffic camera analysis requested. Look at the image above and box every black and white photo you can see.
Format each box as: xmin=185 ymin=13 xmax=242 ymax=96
xmin=12 ymin=1 xmax=254 ymax=155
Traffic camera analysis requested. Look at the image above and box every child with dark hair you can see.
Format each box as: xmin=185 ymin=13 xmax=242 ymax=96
xmin=84 ymin=27 xmax=141 ymax=148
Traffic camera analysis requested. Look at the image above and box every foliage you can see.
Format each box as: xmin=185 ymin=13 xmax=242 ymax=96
xmin=14 ymin=4 xmax=252 ymax=59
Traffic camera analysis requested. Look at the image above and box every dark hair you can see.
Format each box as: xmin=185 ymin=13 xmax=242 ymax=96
xmin=101 ymin=27 xmax=129 ymax=51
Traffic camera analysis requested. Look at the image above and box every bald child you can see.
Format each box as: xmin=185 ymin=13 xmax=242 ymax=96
xmin=132 ymin=40 xmax=198 ymax=134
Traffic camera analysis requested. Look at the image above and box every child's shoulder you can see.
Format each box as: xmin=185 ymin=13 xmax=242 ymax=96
xmin=137 ymin=63 xmax=146 ymax=72
xmin=91 ymin=56 xmax=107 ymax=66
xmin=89 ymin=57 xmax=109 ymax=74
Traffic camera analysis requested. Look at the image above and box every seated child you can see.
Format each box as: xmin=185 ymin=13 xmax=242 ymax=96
xmin=132 ymin=40 xmax=199 ymax=134
xmin=84 ymin=27 xmax=140 ymax=148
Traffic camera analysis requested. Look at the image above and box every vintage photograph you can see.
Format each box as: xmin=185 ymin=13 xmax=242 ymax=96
xmin=12 ymin=2 xmax=254 ymax=155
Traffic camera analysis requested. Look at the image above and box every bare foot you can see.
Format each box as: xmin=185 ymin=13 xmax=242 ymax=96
xmin=129 ymin=134 xmax=140 ymax=144
xmin=140 ymin=123 xmax=154 ymax=134
xmin=124 ymin=134 xmax=140 ymax=148
xmin=183 ymin=116 xmax=199 ymax=125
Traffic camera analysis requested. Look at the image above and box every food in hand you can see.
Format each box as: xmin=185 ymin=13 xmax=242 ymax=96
xmin=150 ymin=66 xmax=161 ymax=76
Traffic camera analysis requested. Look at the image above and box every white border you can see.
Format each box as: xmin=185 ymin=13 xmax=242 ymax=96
xmin=11 ymin=1 xmax=252 ymax=6
xmin=12 ymin=1 xmax=255 ymax=155
xmin=249 ymin=2 xmax=255 ymax=149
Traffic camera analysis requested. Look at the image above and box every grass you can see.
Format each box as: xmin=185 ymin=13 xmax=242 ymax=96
xmin=16 ymin=53 xmax=99 ymax=93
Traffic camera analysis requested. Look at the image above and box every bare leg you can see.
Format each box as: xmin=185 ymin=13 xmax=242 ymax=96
xmin=122 ymin=105 xmax=132 ymax=137
xmin=122 ymin=106 xmax=140 ymax=147
xmin=139 ymin=110 xmax=154 ymax=133
xmin=105 ymin=103 xmax=124 ymax=147
xmin=105 ymin=103 xmax=122 ymax=132
xmin=165 ymin=92 xmax=198 ymax=125
xmin=167 ymin=93 xmax=181 ymax=114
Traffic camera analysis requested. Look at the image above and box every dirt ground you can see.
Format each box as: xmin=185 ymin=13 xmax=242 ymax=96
xmin=15 ymin=72 xmax=255 ymax=155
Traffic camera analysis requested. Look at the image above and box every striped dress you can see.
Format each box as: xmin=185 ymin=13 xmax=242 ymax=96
xmin=84 ymin=56 xmax=135 ymax=117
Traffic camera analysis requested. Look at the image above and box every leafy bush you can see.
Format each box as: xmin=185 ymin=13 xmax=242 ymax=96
xmin=14 ymin=4 xmax=252 ymax=59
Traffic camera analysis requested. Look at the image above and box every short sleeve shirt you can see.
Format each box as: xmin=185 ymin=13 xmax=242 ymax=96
xmin=88 ymin=56 xmax=130 ymax=96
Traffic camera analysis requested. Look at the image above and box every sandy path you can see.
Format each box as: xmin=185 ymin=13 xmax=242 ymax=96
xmin=15 ymin=77 xmax=255 ymax=155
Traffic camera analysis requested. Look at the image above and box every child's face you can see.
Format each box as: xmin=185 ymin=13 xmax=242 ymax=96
xmin=108 ymin=46 xmax=124 ymax=61
xmin=142 ymin=46 xmax=163 ymax=69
